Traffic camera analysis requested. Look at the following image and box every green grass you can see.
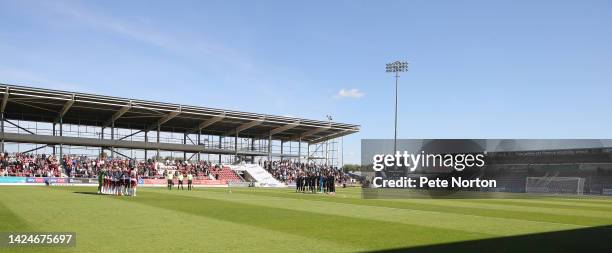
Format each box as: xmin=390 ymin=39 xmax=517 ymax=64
xmin=0 ymin=186 xmax=611 ymax=252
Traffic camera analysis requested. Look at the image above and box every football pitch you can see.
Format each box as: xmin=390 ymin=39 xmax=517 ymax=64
xmin=1 ymin=186 xmax=611 ymax=253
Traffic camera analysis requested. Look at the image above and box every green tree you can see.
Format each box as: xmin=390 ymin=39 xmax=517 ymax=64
xmin=342 ymin=164 xmax=362 ymax=173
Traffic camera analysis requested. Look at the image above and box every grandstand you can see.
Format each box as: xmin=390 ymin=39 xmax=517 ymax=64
xmin=0 ymin=83 xmax=359 ymax=186
xmin=0 ymin=84 xmax=358 ymax=162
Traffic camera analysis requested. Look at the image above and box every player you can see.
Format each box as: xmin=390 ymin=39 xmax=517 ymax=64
xmin=304 ymin=173 xmax=310 ymax=193
xmin=321 ymin=173 xmax=325 ymax=193
xmin=115 ymin=168 xmax=121 ymax=196
xmin=295 ymin=172 xmax=302 ymax=192
xmin=187 ymin=171 xmax=193 ymax=191
xmin=121 ymin=168 xmax=130 ymax=196
xmin=166 ymin=170 xmax=174 ymax=190
xmin=107 ymin=169 xmax=113 ymax=194
xmin=310 ymin=174 xmax=316 ymax=193
xmin=316 ymin=172 xmax=321 ymax=193
xmin=110 ymin=168 xmax=116 ymax=195
xmin=300 ymin=173 xmax=304 ymax=193
xmin=97 ymin=169 xmax=105 ymax=194
xmin=130 ymin=168 xmax=138 ymax=196
xmin=111 ymin=168 xmax=121 ymax=195
xmin=328 ymin=174 xmax=336 ymax=195
xmin=177 ymin=172 xmax=184 ymax=190
xmin=103 ymin=169 xmax=110 ymax=194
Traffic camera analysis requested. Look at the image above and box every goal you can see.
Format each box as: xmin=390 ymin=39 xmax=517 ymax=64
xmin=525 ymin=177 xmax=585 ymax=195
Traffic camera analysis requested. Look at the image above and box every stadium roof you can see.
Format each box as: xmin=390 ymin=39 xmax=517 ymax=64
xmin=0 ymin=84 xmax=359 ymax=143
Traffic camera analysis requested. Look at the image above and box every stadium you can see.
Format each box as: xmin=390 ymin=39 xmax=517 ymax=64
xmin=1 ymin=0 xmax=611 ymax=252
xmin=0 ymin=84 xmax=611 ymax=253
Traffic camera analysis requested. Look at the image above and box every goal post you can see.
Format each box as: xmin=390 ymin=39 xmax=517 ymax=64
xmin=525 ymin=177 xmax=585 ymax=195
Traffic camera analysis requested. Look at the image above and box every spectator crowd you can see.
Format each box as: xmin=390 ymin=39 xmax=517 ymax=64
xmin=260 ymin=159 xmax=349 ymax=186
xmin=0 ymin=152 xmax=350 ymax=189
xmin=0 ymin=152 xmax=231 ymax=180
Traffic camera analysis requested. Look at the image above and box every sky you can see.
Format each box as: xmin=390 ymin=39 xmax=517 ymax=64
xmin=0 ymin=0 xmax=610 ymax=164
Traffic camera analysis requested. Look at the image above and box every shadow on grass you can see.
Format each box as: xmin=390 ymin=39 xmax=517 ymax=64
xmin=367 ymin=225 xmax=612 ymax=253
xmin=73 ymin=191 xmax=99 ymax=195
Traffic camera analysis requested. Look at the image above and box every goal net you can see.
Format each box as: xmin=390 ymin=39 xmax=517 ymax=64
xmin=525 ymin=177 xmax=585 ymax=195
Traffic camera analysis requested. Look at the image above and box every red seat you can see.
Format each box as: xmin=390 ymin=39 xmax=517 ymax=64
xmin=215 ymin=167 xmax=242 ymax=182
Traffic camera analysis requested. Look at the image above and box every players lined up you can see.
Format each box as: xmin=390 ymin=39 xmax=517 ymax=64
xmin=296 ymin=172 xmax=336 ymax=194
xmin=98 ymin=168 xmax=138 ymax=196
xmin=96 ymin=169 xmax=197 ymax=196
xmin=166 ymin=171 xmax=195 ymax=191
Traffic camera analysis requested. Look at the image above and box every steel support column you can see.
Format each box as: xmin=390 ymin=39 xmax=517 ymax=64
xmin=307 ymin=143 xmax=310 ymax=163
xmin=325 ymin=140 xmax=329 ymax=166
xmin=99 ymin=125 xmax=103 ymax=157
xmin=280 ymin=140 xmax=284 ymax=161
xmin=0 ymin=88 xmax=7 ymax=154
xmin=267 ymin=134 xmax=271 ymax=161
xmin=234 ymin=133 xmax=238 ymax=162
xmin=59 ymin=117 xmax=63 ymax=159
xmin=0 ymin=112 xmax=4 ymax=153
xmin=59 ymin=117 xmax=63 ymax=174
xmin=183 ymin=133 xmax=187 ymax=161
xmin=156 ymin=124 xmax=160 ymax=161
xmin=110 ymin=121 xmax=115 ymax=159
xmin=218 ymin=136 xmax=222 ymax=164
xmin=52 ymin=123 xmax=56 ymax=156
xmin=251 ymin=138 xmax=255 ymax=163
xmin=298 ymin=139 xmax=301 ymax=163
xmin=144 ymin=130 xmax=148 ymax=160
xmin=197 ymin=130 xmax=201 ymax=162
xmin=100 ymin=126 xmax=104 ymax=157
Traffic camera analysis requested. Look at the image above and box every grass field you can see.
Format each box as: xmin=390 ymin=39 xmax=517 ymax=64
xmin=1 ymin=186 xmax=611 ymax=253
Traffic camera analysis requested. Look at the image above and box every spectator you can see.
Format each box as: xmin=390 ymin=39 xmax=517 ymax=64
xmin=0 ymin=153 xmax=222 ymax=180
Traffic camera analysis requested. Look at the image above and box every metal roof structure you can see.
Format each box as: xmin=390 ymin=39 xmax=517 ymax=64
xmin=0 ymin=84 xmax=359 ymax=144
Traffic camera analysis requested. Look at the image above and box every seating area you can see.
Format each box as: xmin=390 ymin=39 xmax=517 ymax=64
xmin=0 ymin=152 xmax=245 ymax=184
xmin=213 ymin=166 xmax=243 ymax=182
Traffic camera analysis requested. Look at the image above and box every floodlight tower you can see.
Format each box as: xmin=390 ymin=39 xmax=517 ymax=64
xmin=386 ymin=61 xmax=409 ymax=158
xmin=325 ymin=115 xmax=333 ymax=166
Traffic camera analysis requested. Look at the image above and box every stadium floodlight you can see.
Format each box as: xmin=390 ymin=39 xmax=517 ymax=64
xmin=325 ymin=115 xmax=333 ymax=166
xmin=386 ymin=61 xmax=409 ymax=160
xmin=386 ymin=61 xmax=409 ymax=73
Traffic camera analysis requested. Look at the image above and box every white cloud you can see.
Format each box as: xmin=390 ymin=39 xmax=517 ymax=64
xmin=336 ymin=88 xmax=365 ymax=99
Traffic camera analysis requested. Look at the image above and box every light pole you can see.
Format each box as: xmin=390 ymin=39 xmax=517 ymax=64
xmin=386 ymin=61 xmax=408 ymax=158
xmin=325 ymin=115 xmax=333 ymax=166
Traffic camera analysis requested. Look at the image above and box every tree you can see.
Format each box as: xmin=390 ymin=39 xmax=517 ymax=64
xmin=342 ymin=164 xmax=362 ymax=173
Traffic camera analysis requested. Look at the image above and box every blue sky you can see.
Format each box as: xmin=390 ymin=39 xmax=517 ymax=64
xmin=0 ymin=0 xmax=610 ymax=164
